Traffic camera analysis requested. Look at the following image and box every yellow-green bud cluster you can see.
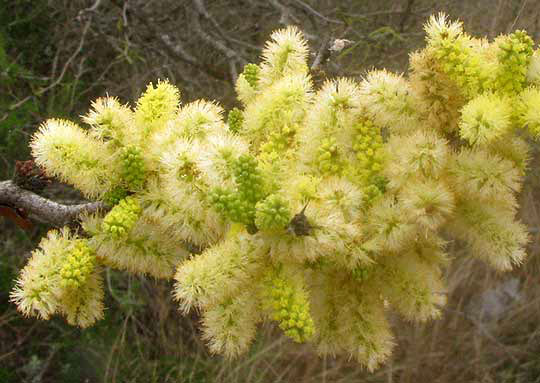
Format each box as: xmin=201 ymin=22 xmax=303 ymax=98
xmin=120 ymin=146 xmax=146 ymax=190
xmin=255 ymin=194 xmax=291 ymax=231
xmin=260 ymin=124 xmax=296 ymax=154
xmin=353 ymin=120 xmax=384 ymax=182
xmin=59 ymin=240 xmax=96 ymax=289
xmin=209 ymin=155 xmax=266 ymax=228
xmin=363 ymin=179 xmax=387 ymax=206
xmin=232 ymin=155 xmax=266 ymax=204
xmin=208 ymin=187 xmax=233 ymax=215
xmin=102 ymin=197 xmax=141 ymax=239
xmin=316 ymin=136 xmax=341 ymax=174
xmin=265 ymin=272 xmax=315 ymax=343
xmin=103 ymin=187 xmax=128 ymax=206
xmin=350 ymin=120 xmax=386 ymax=204
xmin=432 ymin=36 xmax=489 ymax=97
xmin=242 ymin=63 xmax=260 ymax=89
xmin=495 ymin=30 xmax=534 ymax=94
xmin=209 ymin=188 xmax=254 ymax=226
xmin=227 ymin=108 xmax=244 ymax=134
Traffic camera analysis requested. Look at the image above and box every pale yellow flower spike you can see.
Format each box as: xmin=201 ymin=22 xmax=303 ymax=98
xmin=10 ymin=228 xmax=104 ymax=328
xmin=259 ymin=25 xmax=309 ymax=88
xmin=31 ymin=119 xmax=114 ymax=198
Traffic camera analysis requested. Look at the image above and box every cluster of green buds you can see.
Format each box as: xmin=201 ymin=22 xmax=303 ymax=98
xmin=431 ymin=30 xmax=488 ymax=97
xmin=242 ymin=63 xmax=260 ymax=89
xmin=264 ymin=268 xmax=315 ymax=343
xmin=255 ymin=194 xmax=291 ymax=231
xmin=232 ymin=155 xmax=265 ymax=200
xmin=316 ymin=136 xmax=341 ymax=174
xmin=353 ymin=119 xmax=384 ymax=182
xmin=260 ymin=124 xmax=296 ymax=155
xmin=496 ymin=30 xmax=534 ymax=94
xmin=102 ymin=197 xmax=141 ymax=239
xmin=362 ymin=177 xmax=388 ymax=206
xmin=209 ymin=155 xmax=266 ymax=229
xmin=120 ymin=145 xmax=146 ymax=190
xmin=227 ymin=108 xmax=244 ymax=134
xmin=59 ymin=240 xmax=96 ymax=289
xmin=351 ymin=119 xmax=386 ymax=204
xmin=209 ymin=188 xmax=254 ymax=226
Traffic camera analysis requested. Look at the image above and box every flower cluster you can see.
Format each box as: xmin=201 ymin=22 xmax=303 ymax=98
xmin=263 ymin=265 xmax=315 ymax=343
xmin=101 ymin=197 xmax=141 ymax=239
xmin=59 ymin=240 xmax=96 ymax=289
xmin=425 ymin=14 xmax=492 ymax=98
xmin=495 ymin=30 xmax=534 ymax=94
xmin=242 ymin=63 xmax=260 ymax=89
xmin=316 ymin=137 xmax=341 ymax=175
xmin=12 ymin=16 xmax=540 ymax=371
xmin=120 ymin=146 xmax=146 ymax=191
xmin=255 ymin=194 xmax=291 ymax=231
xmin=10 ymin=229 xmax=103 ymax=328
xmin=209 ymin=154 xmax=266 ymax=229
xmin=227 ymin=107 xmax=244 ymax=133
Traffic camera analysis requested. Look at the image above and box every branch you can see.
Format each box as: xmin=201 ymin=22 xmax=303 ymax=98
xmin=310 ymin=35 xmax=332 ymax=71
xmin=290 ymin=0 xmax=344 ymax=25
xmin=0 ymin=180 xmax=105 ymax=228
xmin=108 ymin=0 xmax=229 ymax=82
xmin=189 ymin=2 xmax=243 ymax=83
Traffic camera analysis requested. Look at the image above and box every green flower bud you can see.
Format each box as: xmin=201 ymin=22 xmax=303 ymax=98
xmin=242 ymin=63 xmax=260 ymax=89
xmin=102 ymin=197 xmax=141 ymax=239
xmin=59 ymin=240 xmax=96 ymax=289
xmin=120 ymin=145 xmax=146 ymax=191
xmin=353 ymin=120 xmax=384 ymax=183
xmin=260 ymin=124 xmax=297 ymax=155
xmin=264 ymin=267 xmax=315 ymax=343
xmin=227 ymin=108 xmax=244 ymax=133
xmin=255 ymin=194 xmax=291 ymax=231
xmin=232 ymin=155 xmax=265 ymax=203
xmin=431 ymin=31 xmax=491 ymax=97
xmin=351 ymin=265 xmax=372 ymax=282
xmin=316 ymin=136 xmax=342 ymax=175
xmin=495 ymin=30 xmax=534 ymax=94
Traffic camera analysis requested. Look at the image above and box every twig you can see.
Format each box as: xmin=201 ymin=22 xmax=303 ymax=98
xmin=192 ymin=0 xmax=259 ymax=51
xmin=0 ymin=180 xmax=106 ymax=227
xmin=83 ymin=0 xmax=103 ymax=13
xmin=311 ymin=35 xmax=332 ymax=71
xmin=269 ymin=0 xmax=299 ymax=25
xmin=6 ymin=19 xmax=92 ymax=114
xmin=290 ymin=0 xmax=343 ymax=25
xmin=189 ymin=3 xmax=243 ymax=83
xmin=109 ymin=0 xmax=228 ymax=81
xmin=398 ymin=0 xmax=415 ymax=32
xmin=508 ymin=0 xmax=529 ymax=33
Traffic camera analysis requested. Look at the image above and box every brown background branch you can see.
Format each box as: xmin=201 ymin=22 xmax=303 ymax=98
xmin=0 ymin=180 xmax=105 ymax=228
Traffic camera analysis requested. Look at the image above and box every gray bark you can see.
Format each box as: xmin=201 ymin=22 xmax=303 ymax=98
xmin=0 ymin=180 xmax=105 ymax=227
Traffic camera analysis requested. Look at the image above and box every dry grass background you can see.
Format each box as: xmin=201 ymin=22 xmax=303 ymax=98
xmin=2 ymin=0 xmax=540 ymax=382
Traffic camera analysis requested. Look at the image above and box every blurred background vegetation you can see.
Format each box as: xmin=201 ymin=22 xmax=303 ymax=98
xmin=2 ymin=0 xmax=540 ymax=382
